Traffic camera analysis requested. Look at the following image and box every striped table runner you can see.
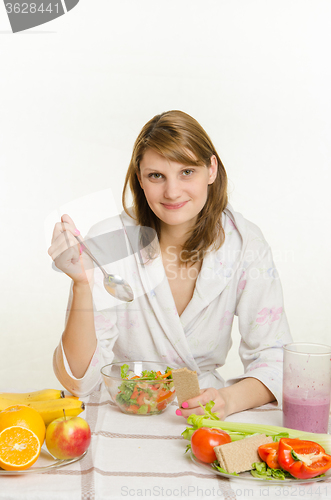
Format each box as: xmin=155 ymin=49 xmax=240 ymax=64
xmin=0 ymin=387 xmax=330 ymax=500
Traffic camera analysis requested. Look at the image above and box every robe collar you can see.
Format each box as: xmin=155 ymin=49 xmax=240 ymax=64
xmin=120 ymin=205 xmax=246 ymax=372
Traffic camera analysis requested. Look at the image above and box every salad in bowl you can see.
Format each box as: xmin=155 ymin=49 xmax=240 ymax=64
xmin=101 ymin=361 xmax=176 ymax=415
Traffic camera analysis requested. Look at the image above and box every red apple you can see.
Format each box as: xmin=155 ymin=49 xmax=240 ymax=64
xmin=45 ymin=415 xmax=91 ymax=460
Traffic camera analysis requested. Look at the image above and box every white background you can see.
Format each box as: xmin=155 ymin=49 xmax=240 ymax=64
xmin=0 ymin=0 xmax=330 ymax=391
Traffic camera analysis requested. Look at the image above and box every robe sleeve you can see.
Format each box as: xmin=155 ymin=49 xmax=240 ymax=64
xmin=226 ymin=244 xmax=292 ymax=406
xmin=53 ymin=283 xmax=119 ymax=397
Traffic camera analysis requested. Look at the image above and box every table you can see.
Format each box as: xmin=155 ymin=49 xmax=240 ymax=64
xmin=1 ymin=388 xmax=330 ymax=500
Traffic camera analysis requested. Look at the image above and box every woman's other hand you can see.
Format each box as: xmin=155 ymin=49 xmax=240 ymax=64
xmin=175 ymin=378 xmax=275 ymax=419
xmin=48 ymin=214 xmax=93 ymax=286
xmin=175 ymin=387 xmax=231 ymax=420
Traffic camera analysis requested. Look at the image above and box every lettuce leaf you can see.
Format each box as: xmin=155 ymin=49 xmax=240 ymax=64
xmin=250 ymin=462 xmax=292 ymax=480
xmin=116 ymin=380 xmax=135 ymax=405
xmin=120 ymin=364 xmax=130 ymax=379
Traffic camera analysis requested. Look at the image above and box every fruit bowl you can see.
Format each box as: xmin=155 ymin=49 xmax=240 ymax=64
xmin=101 ymin=361 xmax=176 ymax=415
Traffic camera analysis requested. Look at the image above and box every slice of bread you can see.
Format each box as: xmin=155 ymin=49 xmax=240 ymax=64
xmin=171 ymin=367 xmax=200 ymax=407
xmin=214 ymin=434 xmax=273 ymax=474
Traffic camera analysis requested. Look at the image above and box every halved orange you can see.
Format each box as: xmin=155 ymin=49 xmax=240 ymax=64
xmin=0 ymin=426 xmax=41 ymax=471
xmin=0 ymin=405 xmax=45 ymax=445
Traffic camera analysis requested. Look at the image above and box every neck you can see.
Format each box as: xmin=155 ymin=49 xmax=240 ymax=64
xmin=159 ymin=222 xmax=192 ymax=255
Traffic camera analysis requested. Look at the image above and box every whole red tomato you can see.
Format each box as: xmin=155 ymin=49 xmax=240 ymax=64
xmin=191 ymin=427 xmax=231 ymax=463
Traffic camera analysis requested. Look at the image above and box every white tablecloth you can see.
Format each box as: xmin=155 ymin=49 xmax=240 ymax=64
xmin=1 ymin=388 xmax=330 ymax=500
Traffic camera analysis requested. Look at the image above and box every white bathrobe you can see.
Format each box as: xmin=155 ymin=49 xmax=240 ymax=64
xmin=53 ymin=204 xmax=292 ymax=404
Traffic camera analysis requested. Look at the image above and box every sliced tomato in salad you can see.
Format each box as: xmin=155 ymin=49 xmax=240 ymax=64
xmin=137 ymin=392 xmax=146 ymax=406
xmin=128 ymin=404 xmax=140 ymax=413
xmin=150 ymin=384 xmax=160 ymax=391
xmin=116 ymin=364 xmax=174 ymax=415
xmin=131 ymin=387 xmax=139 ymax=400
xmin=156 ymin=400 xmax=168 ymax=411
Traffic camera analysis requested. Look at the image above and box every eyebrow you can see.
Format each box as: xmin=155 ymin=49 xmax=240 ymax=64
xmin=141 ymin=164 xmax=193 ymax=173
xmin=140 ymin=168 xmax=163 ymax=176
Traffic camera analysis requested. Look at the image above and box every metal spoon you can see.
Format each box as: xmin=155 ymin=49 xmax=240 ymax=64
xmin=75 ymin=234 xmax=134 ymax=302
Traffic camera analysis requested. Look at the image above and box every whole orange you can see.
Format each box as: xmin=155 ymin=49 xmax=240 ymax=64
xmin=0 ymin=405 xmax=46 ymax=445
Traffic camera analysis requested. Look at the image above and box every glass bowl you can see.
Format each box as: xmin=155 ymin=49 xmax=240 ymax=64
xmin=101 ymin=361 xmax=176 ymax=415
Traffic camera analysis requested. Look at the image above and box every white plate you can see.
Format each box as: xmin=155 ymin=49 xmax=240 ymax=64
xmin=0 ymin=446 xmax=87 ymax=475
xmin=190 ymin=452 xmax=331 ymax=484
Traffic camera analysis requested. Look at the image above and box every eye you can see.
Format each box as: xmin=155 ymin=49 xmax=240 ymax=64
xmin=182 ymin=169 xmax=194 ymax=176
xmin=148 ymin=172 xmax=163 ymax=179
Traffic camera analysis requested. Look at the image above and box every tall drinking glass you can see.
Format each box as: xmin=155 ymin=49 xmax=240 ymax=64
xmin=283 ymin=342 xmax=331 ymax=433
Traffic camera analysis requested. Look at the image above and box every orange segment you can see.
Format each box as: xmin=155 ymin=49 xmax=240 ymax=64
xmin=0 ymin=426 xmax=41 ymax=471
xmin=0 ymin=405 xmax=45 ymax=445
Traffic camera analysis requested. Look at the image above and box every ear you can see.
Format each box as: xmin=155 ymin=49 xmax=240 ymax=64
xmin=208 ymin=155 xmax=218 ymax=185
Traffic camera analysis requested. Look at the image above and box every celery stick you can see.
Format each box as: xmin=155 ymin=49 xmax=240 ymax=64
xmin=186 ymin=415 xmax=331 ymax=454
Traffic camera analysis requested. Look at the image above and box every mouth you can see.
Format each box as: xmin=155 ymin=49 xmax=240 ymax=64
xmin=161 ymin=201 xmax=188 ymax=210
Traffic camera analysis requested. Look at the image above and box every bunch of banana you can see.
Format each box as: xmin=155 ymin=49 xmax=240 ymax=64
xmin=0 ymin=388 xmax=64 ymax=402
xmin=0 ymin=389 xmax=85 ymax=426
xmin=26 ymin=399 xmax=85 ymax=426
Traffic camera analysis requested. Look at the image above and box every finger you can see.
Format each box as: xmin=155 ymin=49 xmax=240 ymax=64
xmin=175 ymin=384 xmax=227 ymax=420
xmin=179 ymin=406 xmax=223 ymax=420
xmin=50 ymin=227 xmax=78 ymax=252
xmin=61 ymin=221 xmax=70 ymax=249
xmin=61 ymin=213 xmax=77 ymax=229
xmin=48 ymin=231 xmax=79 ymax=260
xmin=60 ymin=217 xmax=81 ymax=249
xmin=176 ymin=405 xmax=206 ymax=419
xmin=51 ymin=221 xmax=66 ymax=243
xmin=52 ymin=215 xmax=80 ymax=243
xmin=50 ymin=242 xmax=78 ymax=265
xmin=51 ymin=220 xmax=78 ymax=244
xmin=181 ymin=388 xmax=217 ymax=409
xmin=54 ymin=247 xmax=77 ymax=269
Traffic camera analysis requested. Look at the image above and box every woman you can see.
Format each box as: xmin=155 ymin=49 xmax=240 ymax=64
xmin=49 ymin=110 xmax=292 ymax=418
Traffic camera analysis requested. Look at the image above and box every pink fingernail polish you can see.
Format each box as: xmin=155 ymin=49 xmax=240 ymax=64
xmin=74 ymin=229 xmax=80 ymax=236
xmin=182 ymin=402 xmax=189 ymax=408
xmin=175 ymin=409 xmax=182 ymax=416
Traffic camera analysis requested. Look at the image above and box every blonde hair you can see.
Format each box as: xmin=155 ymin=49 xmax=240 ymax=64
xmin=122 ymin=110 xmax=228 ymax=264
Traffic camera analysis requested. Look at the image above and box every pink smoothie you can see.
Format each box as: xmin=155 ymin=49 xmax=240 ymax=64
xmin=283 ymin=395 xmax=330 ymax=433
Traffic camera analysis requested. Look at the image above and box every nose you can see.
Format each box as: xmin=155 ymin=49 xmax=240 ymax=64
xmin=163 ymin=178 xmax=181 ymax=200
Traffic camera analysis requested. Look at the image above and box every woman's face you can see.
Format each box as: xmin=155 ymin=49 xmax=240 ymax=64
xmin=138 ymin=149 xmax=217 ymax=232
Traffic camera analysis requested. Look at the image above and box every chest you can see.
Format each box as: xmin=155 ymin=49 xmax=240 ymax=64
xmin=162 ymin=257 xmax=202 ymax=316
xmin=114 ymin=276 xmax=236 ymax=366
